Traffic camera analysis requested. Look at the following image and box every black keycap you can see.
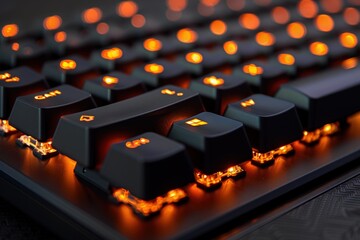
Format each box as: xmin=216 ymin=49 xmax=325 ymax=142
xmin=132 ymin=60 xmax=190 ymax=88
xmin=276 ymin=63 xmax=360 ymax=131
xmin=42 ymin=55 xmax=99 ymax=88
xmin=324 ymin=35 xmax=357 ymax=61
xmin=82 ymin=71 xmax=145 ymax=104
xmin=100 ymin=132 xmax=194 ymax=200
xmin=90 ymin=44 xmax=141 ymax=73
xmin=0 ymin=67 xmax=48 ymax=120
xmin=234 ymin=37 xmax=274 ymax=60
xmin=225 ymin=94 xmax=303 ymax=155
xmin=169 ymin=112 xmax=252 ymax=175
xmin=9 ymin=84 xmax=96 ymax=142
xmin=52 ymin=85 xmax=204 ymax=168
xmin=189 ymin=72 xmax=252 ymax=114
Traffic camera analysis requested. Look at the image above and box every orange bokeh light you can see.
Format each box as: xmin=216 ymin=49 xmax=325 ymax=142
xmin=298 ymin=0 xmax=318 ymax=18
xmin=54 ymin=31 xmax=67 ymax=42
xmin=223 ymin=41 xmax=238 ymax=55
xmin=239 ymin=13 xmax=260 ymax=30
xmin=255 ymin=32 xmax=275 ymax=46
xmin=309 ymin=42 xmax=329 ymax=56
xmin=82 ymin=7 xmax=102 ymax=24
xmin=177 ymin=28 xmax=198 ymax=44
xmin=339 ymin=32 xmax=358 ymax=48
xmin=43 ymin=15 xmax=62 ymax=30
xmin=287 ymin=22 xmax=307 ymax=39
xmin=60 ymin=59 xmax=77 ymax=70
xmin=2 ymin=24 xmax=19 ymax=38
xmin=209 ymin=20 xmax=227 ymax=35
xmin=343 ymin=7 xmax=360 ymax=26
xmin=143 ymin=38 xmax=162 ymax=52
xmin=272 ymin=6 xmax=290 ymax=24
xmin=101 ymin=47 xmax=123 ymax=60
xmin=117 ymin=1 xmax=138 ymax=18
xmin=278 ymin=53 xmax=295 ymax=65
xmin=131 ymin=14 xmax=146 ymax=28
xmin=185 ymin=52 xmax=203 ymax=64
xmin=144 ymin=63 xmax=164 ymax=74
xmin=315 ymin=14 xmax=334 ymax=32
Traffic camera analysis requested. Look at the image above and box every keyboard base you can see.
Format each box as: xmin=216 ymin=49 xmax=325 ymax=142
xmin=0 ymin=113 xmax=359 ymax=240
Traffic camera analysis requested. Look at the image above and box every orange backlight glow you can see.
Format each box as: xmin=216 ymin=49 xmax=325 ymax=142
xmin=0 ymin=120 xmax=16 ymax=134
xmin=2 ymin=24 xmax=19 ymax=38
xmin=342 ymin=57 xmax=358 ymax=69
xmin=302 ymin=122 xmax=340 ymax=144
xmin=309 ymin=42 xmax=329 ymax=56
xmin=101 ymin=48 xmax=123 ymax=60
xmin=186 ymin=118 xmax=208 ymax=127
xmin=113 ymin=188 xmax=186 ymax=216
xmin=272 ymin=6 xmax=290 ymax=24
xmin=241 ymin=99 xmax=255 ymax=107
xmin=243 ymin=64 xmax=263 ymax=76
xmin=103 ymin=76 xmax=119 ymax=85
xmin=79 ymin=115 xmax=95 ymax=122
xmin=131 ymin=14 xmax=146 ymax=28
xmin=54 ymin=31 xmax=67 ymax=42
xmin=203 ymin=76 xmax=224 ymax=87
xmin=11 ymin=42 xmax=20 ymax=51
xmin=209 ymin=20 xmax=227 ymax=35
xmin=82 ymin=7 xmax=102 ymax=24
xmin=278 ymin=53 xmax=295 ymax=66
xmin=60 ymin=59 xmax=77 ymax=70
xmin=343 ymin=7 xmax=360 ymax=26
xmin=223 ymin=40 xmax=238 ymax=55
xmin=185 ymin=52 xmax=203 ymax=64
xmin=321 ymin=0 xmax=343 ymax=13
xmin=255 ymin=31 xmax=275 ymax=46
xmin=177 ymin=28 xmax=198 ymax=44
xmin=17 ymin=135 xmax=57 ymax=157
xmin=143 ymin=38 xmax=162 ymax=52
xmin=125 ymin=137 xmax=150 ymax=149
xmin=239 ymin=13 xmax=260 ymax=30
xmin=117 ymin=1 xmax=138 ymax=18
xmin=194 ymin=165 xmax=244 ymax=188
xmin=96 ymin=23 xmax=109 ymax=35
xmin=287 ymin=22 xmax=307 ymax=39
xmin=144 ymin=63 xmax=164 ymax=74
xmin=252 ymin=144 xmax=293 ymax=164
xmin=43 ymin=15 xmax=62 ymax=30
xmin=315 ymin=14 xmax=334 ymax=32
xmin=339 ymin=32 xmax=358 ymax=48
xmin=298 ymin=0 xmax=318 ymax=18
xmin=34 ymin=90 xmax=62 ymax=100
xmin=0 ymin=72 xmax=20 ymax=82
xmin=161 ymin=88 xmax=183 ymax=96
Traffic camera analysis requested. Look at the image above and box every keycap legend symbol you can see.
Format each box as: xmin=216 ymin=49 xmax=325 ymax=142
xmin=0 ymin=72 xmax=20 ymax=82
xmin=80 ymin=115 xmax=95 ymax=122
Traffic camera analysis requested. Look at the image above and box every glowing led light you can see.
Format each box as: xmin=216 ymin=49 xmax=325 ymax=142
xmin=96 ymin=22 xmax=109 ymax=35
xmin=143 ymin=38 xmax=162 ymax=52
xmin=320 ymin=0 xmax=343 ymax=13
xmin=17 ymin=135 xmax=57 ymax=157
xmin=43 ymin=15 xmax=62 ymax=30
xmin=186 ymin=118 xmax=208 ymax=127
xmin=185 ymin=52 xmax=203 ymax=64
xmin=272 ymin=6 xmax=290 ymax=24
xmin=82 ymin=7 xmax=102 ymax=24
xmin=223 ymin=41 xmax=238 ymax=55
xmin=278 ymin=53 xmax=295 ymax=66
xmin=239 ymin=13 xmax=260 ymax=30
xmin=113 ymin=188 xmax=186 ymax=216
xmin=252 ymin=144 xmax=293 ymax=165
xmin=309 ymin=42 xmax=328 ymax=56
xmin=11 ymin=42 xmax=20 ymax=51
xmin=342 ymin=57 xmax=358 ymax=69
xmin=298 ymin=0 xmax=318 ymax=19
xmin=321 ymin=122 xmax=340 ymax=135
xmin=79 ymin=115 xmax=95 ymax=122
xmin=301 ymin=122 xmax=340 ymax=144
xmin=0 ymin=72 xmax=20 ymax=82
xmin=287 ymin=22 xmax=307 ymax=39
xmin=131 ymin=14 xmax=146 ymax=28
xmin=343 ymin=8 xmax=360 ymax=26
xmin=240 ymin=99 xmax=255 ymax=107
xmin=101 ymin=47 xmax=123 ymax=60
xmin=0 ymin=120 xmax=16 ymax=134
xmin=34 ymin=90 xmax=62 ymax=100
xmin=194 ymin=165 xmax=245 ymax=188
xmin=161 ymin=88 xmax=183 ymax=96
xmin=54 ymin=31 xmax=67 ymax=42
xmin=209 ymin=20 xmax=227 ymax=35
xmin=339 ymin=32 xmax=358 ymax=49
xmin=102 ymin=76 xmax=119 ymax=85
xmin=60 ymin=59 xmax=77 ymax=70
xmin=315 ymin=14 xmax=334 ymax=32
xmin=255 ymin=31 xmax=275 ymax=46
xmin=144 ymin=63 xmax=164 ymax=74
xmin=2 ymin=24 xmax=19 ymax=38
xmin=117 ymin=1 xmax=138 ymax=18
xmin=243 ymin=64 xmax=263 ymax=76
xmin=125 ymin=137 xmax=150 ymax=149
xmin=203 ymin=76 xmax=224 ymax=87
xmin=177 ymin=28 xmax=198 ymax=44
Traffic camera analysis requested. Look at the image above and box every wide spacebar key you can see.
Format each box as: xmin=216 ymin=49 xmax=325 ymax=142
xmin=52 ymin=85 xmax=204 ymax=168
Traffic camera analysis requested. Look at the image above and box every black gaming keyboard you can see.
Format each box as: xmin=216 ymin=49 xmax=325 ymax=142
xmin=0 ymin=0 xmax=360 ymax=239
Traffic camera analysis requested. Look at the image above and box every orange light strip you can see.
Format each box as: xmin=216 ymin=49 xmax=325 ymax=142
xmin=194 ymin=165 xmax=245 ymax=188
xmin=252 ymin=144 xmax=294 ymax=165
xmin=113 ymin=188 xmax=187 ymax=217
xmin=0 ymin=120 xmax=16 ymax=134
xmin=301 ymin=122 xmax=340 ymax=144
xmin=17 ymin=135 xmax=57 ymax=156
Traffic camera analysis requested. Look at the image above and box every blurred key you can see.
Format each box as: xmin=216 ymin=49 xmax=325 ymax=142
xmin=225 ymin=94 xmax=303 ymax=166
xmin=134 ymin=37 xmax=163 ymax=60
xmin=9 ymin=85 xmax=96 ymax=159
xmin=190 ymin=73 xmax=252 ymax=114
xmin=42 ymin=55 xmax=99 ymax=88
xmin=132 ymin=60 xmax=190 ymax=88
xmin=100 ymin=132 xmax=194 ymax=202
xmin=0 ymin=67 xmax=48 ymax=135
xmin=52 ymin=85 xmax=204 ymax=168
xmin=169 ymin=112 xmax=251 ymax=188
xmin=276 ymin=62 xmax=360 ymax=143
xmin=83 ymin=72 xmax=145 ymax=105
